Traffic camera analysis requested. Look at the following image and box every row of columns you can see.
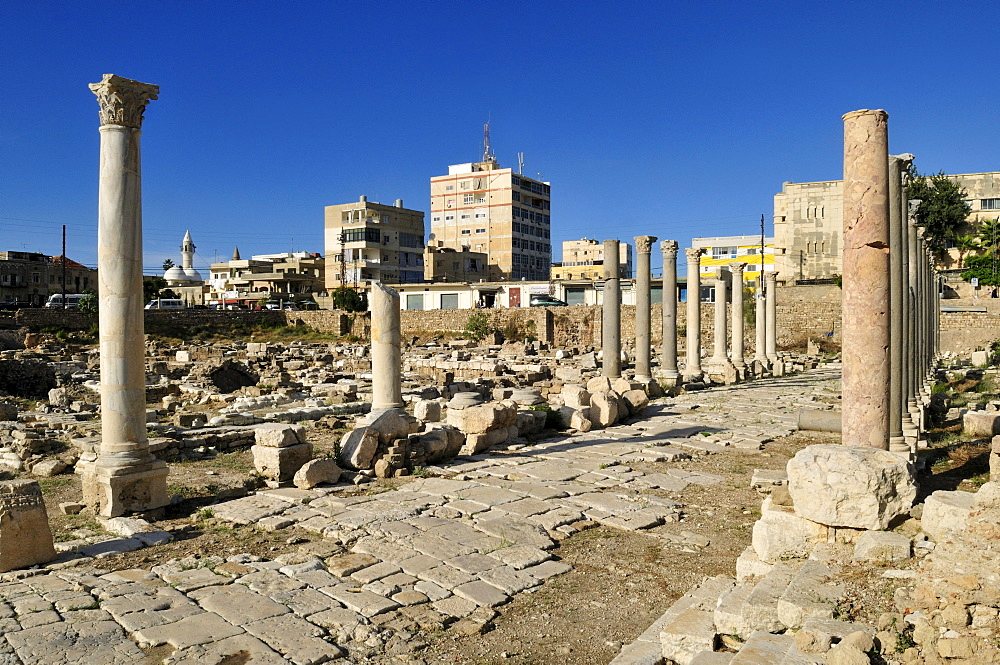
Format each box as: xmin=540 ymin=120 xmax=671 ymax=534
xmin=600 ymin=237 xmax=780 ymax=384
xmin=841 ymin=109 xmax=938 ymax=453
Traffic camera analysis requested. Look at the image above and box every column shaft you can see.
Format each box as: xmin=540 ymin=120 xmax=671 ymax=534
xmin=710 ymin=270 xmax=729 ymax=363
xmin=634 ymin=236 xmax=657 ymax=379
xmin=660 ymin=241 xmax=679 ymax=379
xmin=371 ymin=282 xmax=403 ymax=410
xmin=841 ymin=108 xmax=891 ymax=450
xmin=684 ymin=248 xmax=704 ymax=378
xmin=888 ymin=156 xmax=905 ymax=449
xmin=755 ymin=280 xmax=766 ymax=363
xmin=765 ymin=272 xmax=778 ymax=362
xmin=602 ymin=240 xmax=621 ymax=378
xmin=729 ymin=263 xmax=746 ymax=368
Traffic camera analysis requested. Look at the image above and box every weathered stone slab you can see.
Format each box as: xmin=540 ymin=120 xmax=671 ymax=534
xmin=921 ymin=489 xmax=975 ymax=541
xmin=134 ymin=611 xmax=244 ymax=649
xmin=852 ymin=530 xmax=912 ymax=562
xmin=0 ymin=479 xmax=55 ymax=572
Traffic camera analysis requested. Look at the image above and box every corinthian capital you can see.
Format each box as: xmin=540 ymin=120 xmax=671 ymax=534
xmin=685 ymin=247 xmax=705 ymax=263
xmin=660 ymin=239 xmax=679 ymax=259
xmin=729 ymin=261 xmax=747 ymax=275
xmin=634 ymin=235 xmax=657 ymax=254
xmin=89 ymin=74 xmax=159 ymax=129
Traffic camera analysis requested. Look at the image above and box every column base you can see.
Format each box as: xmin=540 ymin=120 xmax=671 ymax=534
xmin=79 ymin=459 xmax=169 ymax=518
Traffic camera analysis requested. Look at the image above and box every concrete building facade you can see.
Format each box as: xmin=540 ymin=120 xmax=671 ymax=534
xmin=773 ymin=171 xmax=1000 ymax=281
xmin=550 ymin=238 xmax=633 ymax=280
xmin=691 ymin=236 xmax=775 ymax=282
xmin=423 ymin=242 xmax=488 ymax=283
xmin=0 ymin=252 xmax=97 ymax=306
xmin=430 ymin=158 xmax=551 ymax=282
xmin=324 ymin=196 xmax=425 ymax=289
xmin=208 ymin=251 xmax=325 ymax=307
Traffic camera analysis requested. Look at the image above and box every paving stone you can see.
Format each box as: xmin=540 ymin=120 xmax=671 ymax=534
xmin=6 ymin=619 xmax=145 ymax=665
xmin=159 ymin=567 xmax=230 ymax=593
xmin=243 ymin=613 xmax=341 ymax=665
xmin=326 ymin=553 xmax=378 ymax=577
xmin=392 ymin=589 xmax=429 ymax=606
xmin=417 ymin=565 xmax=477 ymax=589
xmin=446 ymin=553 xmax=503 ymax=574
xmin=212 ymin=494 xmax=290 ymax=524
xmin=191 ymin=584 xmax=289 ymax=624
xmin=487 ymin=545 xmax=552 ymax=570
xmin=240 ymin=570 xmax=306 ymax=596
xmin=320 ymin=584 xmax=399 ymax=617
xmin=307 ymin=606 xmax=366 ymax=631
xmin=474 ymin=516 xmax=555 ymax=550
xmin=410 ymin=533 xmax=477 ymax=559
xmin=168 ymin=634 xmax=287 ymax=665
xmin=134 ymin=611 xmax=244 ymax=649
xmin=414 ymin=580 xmax=450 ymax=601
xmin=432 ymin=595 xmax=479 ymax=618
xmin=453 ymin=580 xmax=510 ymax=607
xmin=398 ymin=554 xmax=442 ymax=576
xmin=380 ymin=572 xmax=418 ymax=587
xmin=350 ymin=562 xmax=401 ymax=584
xmin=17 ymin=609 xmax=61 ymax=629
xmin=478 ymin=566 xmax=541 ymax=594
xmin=522 ymin=560 xmax=573 ymax=579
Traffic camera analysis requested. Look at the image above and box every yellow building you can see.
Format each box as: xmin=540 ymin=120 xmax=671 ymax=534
xmin=324 ymin=196 xmax=425 ymax=288
xmin=691 ymin=235 xmax=775 ymax=282
xmin=430 ymin=155 xmax=551 ymax=282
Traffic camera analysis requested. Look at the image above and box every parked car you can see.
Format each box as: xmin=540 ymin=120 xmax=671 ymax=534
xmin=529 ymin=298 xmax=568 ymax=307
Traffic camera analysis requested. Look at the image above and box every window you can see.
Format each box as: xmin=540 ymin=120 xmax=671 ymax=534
xmin=432 ymin=216 xmax=441 ymax=222
xmin=441 ymin=294 xmax=459 ymax=310
xmin=475 ymin=195 xmax=486 ymax=203
xmin=461 ymin=229 xmax=471 ymax=235
xmin=399 ymin=232 xmax=423 ymax=249
xmin=464 ymin=194 xmax=474 ymax=204
xmin=445 ymin=215 xmax=454 ymax=221
xmin=746 ymin=264 xmax=759 ymax=272
xmin=475 ymin=228 xmax=486 ymax=234
xmin=445 ymin=185 xmax=454 ymax=191
xmin=342 ymin=227 xmax=381 ymax=243
xmin=460 ymin=213 xmax=471 ymax=219
xmin=406 ymin=294 xmax=424 ymax=310
xmin=712 ymin=246 xmax=737 ymax=259
xmin=512 ymin=192 xmax=520 ymax=201
xmin=982 ymin=199 xmax=1000 ymax=211
xmin=460 ymin=181 xmax=470 ymax=190
xmin=475 ymin=212 xmax=487 ymax=219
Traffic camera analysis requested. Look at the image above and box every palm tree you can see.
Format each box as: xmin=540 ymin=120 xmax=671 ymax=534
xmin=979 ymin=218 xmax=1000 ymax=257
xmin=162 ymin=258 xmax=175 ymax=271
xmin=955 ymin=233 xmax=979 ymax=268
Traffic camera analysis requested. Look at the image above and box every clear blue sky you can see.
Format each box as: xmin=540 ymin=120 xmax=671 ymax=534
xmin=2 ymin=1 xmax=998 ymax=278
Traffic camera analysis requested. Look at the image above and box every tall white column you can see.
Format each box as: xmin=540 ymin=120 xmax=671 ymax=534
xmin=371 ymin=282 xmax=403 ymax=411
xmin=709 ymin=269 xmax=731 ymax=366
xmin=684 ymin=248 xmax=705 ymax=379
xmin=633 ymin=236 xmax=657 ymax=380
xmin=602 ymin=240 xmax=622 ymax=379
xmin=659 ymin=240 xmax=680 ymax=380
xmin=754 ymin=279 xmax=767 ymax=365
xmin=729 ymin=262 xmax=746 ymax=370
xmin=81 ymin=74 xmax=168 ymax=517
xmin=764 ymin=271 xmax=778 ymax=363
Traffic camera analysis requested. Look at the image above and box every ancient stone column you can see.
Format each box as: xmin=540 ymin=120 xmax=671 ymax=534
xmin=842 ymin=109 xmax=891 ymax=450
xmin=659 ymin=240 xmax=680 ymax=380
xmin=754 ymin=279 xmax=767 ymax=365
xmin=729 ymin=262 xmax=747 ymax=370
xmin=906 ymin=208 xmax=921 ymax=428
xmin=709 ymin=269 xmax=731 ymax=367
xmin=371 ymin=282 xmax=403 ymax=411
xmin=81 ymin=74 xmax=168 ymax=516
xmin=684 ymin=247 xmax=705 ymax=379
xmin=900 ymin=179 xmax=917 ymax=441
xmin=602 ymin=239 xmax=622 ymax=379
xmin=888 ymin=155 xmax=906 ymax=453
xmin=764 ymin=271 xmax=778 ymax=363
xmin=633 ymin=235 xmax=657 ymax=380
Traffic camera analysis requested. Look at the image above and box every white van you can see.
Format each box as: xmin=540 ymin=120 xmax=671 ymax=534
xmin=44 ymin=294 xmax=86 ymax=309
xmin=144 ymin=299 xmax=186 ymax=310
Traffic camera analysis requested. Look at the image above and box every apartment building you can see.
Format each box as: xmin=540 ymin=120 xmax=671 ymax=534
xmin=423 ymin=242 xmax=488 ymax=283
xmin=324 ymin=196 xmax=426 ymax=288
xmin=691 ymin=235 xmax=775 ymax=281
xmin=0 ymin=251 xmax=97 ymax=306
xmin=550 ymin=238 xmax=633 ymax=280
xmin=207 ymin=251 xmax=325 ymax=306
xmin=429 ymin=157 xmax=551 ymax=282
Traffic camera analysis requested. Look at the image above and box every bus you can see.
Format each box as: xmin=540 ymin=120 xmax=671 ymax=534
xmin=44 ymin=294 xmax=86 ymax=309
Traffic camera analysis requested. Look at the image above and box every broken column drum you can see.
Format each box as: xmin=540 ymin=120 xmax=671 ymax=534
xmin=602 ymin=239 xmax=622 ymax=379
xmin=841 ymin=109 xmax=891 ymax=450
xmin=684 ymin=247 xmax=705 ymax=379
xmin=633 ymin=235 xmax=657 ymax=380
xmin=729 ymin=262 xmax=746 ymax=369
xmin=371 ymin=282 xmax=404 ymax=411
xmin=660 ymin=240 xmax=680 ymax=379
xmin=80 ymin=74 xmax=169 ymax=517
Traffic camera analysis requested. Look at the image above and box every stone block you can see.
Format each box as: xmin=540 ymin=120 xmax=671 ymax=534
xmin=416 ymin=425 xmax=464 ymax=463
xmin=293 ymin=458 xmax=341 ymax=489
xmin=622 ymin=390 xmax=650 ymax=417
xmin=921 ymin=489 xmax=975 ymax=541
xmin=414 ymin=400 xmax=441 ymax=422
xmin=340 ymin=427 xmax=379 ymax=470
xmin=972 ymin=350 xmax=990 ymax=367
xmin=0 ymin=479 xmax=56 ymax=572
xmin=254 ymin=423 xmax=306 ymax=448
xmin=252 ymin=442 xmax=312 ymax=482
xmin=561 ymin=384 xmax=591 ymax=409
xmin=786 ymin=444 xmax=916 ymax=530
xmin=776 ymin=560 xmax=842 ymax=629
xmin=852 ymin=530 xmax=912 ymax=562
xmin=366 ymin=407 xmax=418 ymax=444
xmin=516 ymin=410 xmax=547 ymax=437
xmin=751 ymin=497 xmax=827 ymax=563
xmin=660 ymin=608 xmax=718 ymax=665
xmin=589 ymin=391 xmax=620 ymax=428
xmin=963 ymin=411 xmax=1000 ymax=437
xmin=446 ymin=402 xmax=517 ymax=434
xmin=461 ymin=427 xmax=510 ymax=455
xmin=735 ymin=546 xmax=772 ymax=581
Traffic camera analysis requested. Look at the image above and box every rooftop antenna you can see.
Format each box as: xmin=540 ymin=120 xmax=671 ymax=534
xmin=518 ymin=152 xmax=524 ymax=175
xmin=482 ymin=122 xmax=494 ymax=163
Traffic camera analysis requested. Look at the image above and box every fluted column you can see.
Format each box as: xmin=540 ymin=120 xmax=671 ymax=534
xmin=842 ymin=109 xmax=890 ymax=450
xmin=729 ymin=262 xmax=746 ymax=370
xmin=371 ymin=282 xmax=403 ymax=411
xmin=764 ymin=271 xmax=778 ymax=363
xmin=659 ymin=240 xmax=680 ymax=380
xmin=81 ymin=74 xmax=168 ymax=516
xmin=602 ymin=240 xmax=621 ymax=378
xmin=633 ymin=236 xmax=657 ymax=380
xmin=684 ymin=248 xmax=705 ymax=379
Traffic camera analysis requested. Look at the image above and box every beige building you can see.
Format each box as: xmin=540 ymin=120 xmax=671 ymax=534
xmin=423 ymin=242 xmax=488 ymax=283
xmin=550 ymin=238 xmax=632 ymax=280
xmin=0 ymin=252 xmax=97 ymax=306
xmin=324 ymin=196 xmax=426 ymax=288
xmin=207 ymin=251 xmax=325 ymax=307
xmin=773 ymin=171 xmax=1000 ymax=282
xmin=430 ymin=157 xmax=551 ymax=282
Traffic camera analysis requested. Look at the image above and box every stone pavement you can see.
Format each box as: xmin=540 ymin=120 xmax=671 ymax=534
xmin=0 ymin=366 xmax=840 ymax=665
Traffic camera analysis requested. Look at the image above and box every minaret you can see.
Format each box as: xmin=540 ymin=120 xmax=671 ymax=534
xmin=232 ymin=246 xmax=241 ymax=260
xmin=181 ymin=230 xmax=196 ymax=270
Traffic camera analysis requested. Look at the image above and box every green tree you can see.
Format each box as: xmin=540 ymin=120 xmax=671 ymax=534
xmin=143 ymin=276 xmax=168 ymax=302
xmin=978 ymin=218 xmax=1000 ymax=257
xmin=954 ymin=232 xmax=980 ymax=269
xmin=331 ymin=287 xmax=367 ymax=312
xmin=906 ymin=165 xmax=972 ymax=262
xmin=78 ymin=289 xmax=98 ymax=316
xmin=162 ymin=258 xmax=175 ymax=271
xmin=961 ymin=254 xmax=1000 ymax=287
